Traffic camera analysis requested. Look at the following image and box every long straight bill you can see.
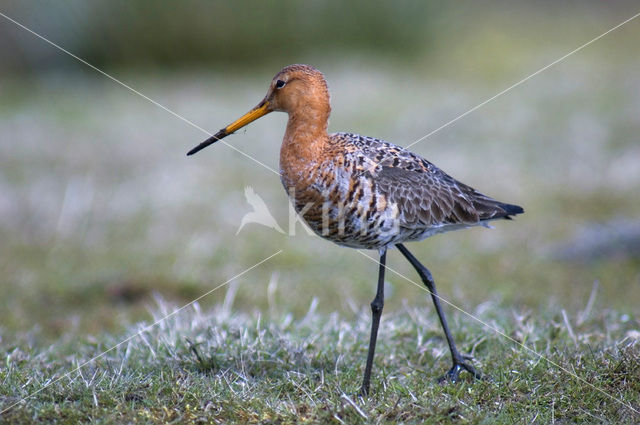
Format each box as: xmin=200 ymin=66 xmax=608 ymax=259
xmin=187 ymin=101 xmax=271 ymax=156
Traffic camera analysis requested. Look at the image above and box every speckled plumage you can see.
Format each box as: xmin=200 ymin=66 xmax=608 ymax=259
xmin=266 ymin=64 xmax=522 ymax=250
xmin=281 ymin=131 xmax=522 ymax=249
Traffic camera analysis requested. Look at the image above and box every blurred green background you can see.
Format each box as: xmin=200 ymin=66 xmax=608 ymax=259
xmin=0 ymin=1 xmax=639 ymax=342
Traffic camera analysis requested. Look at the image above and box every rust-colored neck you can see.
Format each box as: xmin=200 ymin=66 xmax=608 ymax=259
xmin=279 ymin=97 xmax=331 ymax=188
xmin=284 ymin=105 xmax=329 ymax=149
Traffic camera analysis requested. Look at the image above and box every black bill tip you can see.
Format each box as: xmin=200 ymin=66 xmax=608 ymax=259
xmin=187 ymin=129 xmax=227 ymax=156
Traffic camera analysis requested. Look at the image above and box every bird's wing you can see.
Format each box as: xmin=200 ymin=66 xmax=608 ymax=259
xmin=336 ymin=133 xmax=519 ymax=228
xmin=376 ymin=164 xmax=481 ymax=227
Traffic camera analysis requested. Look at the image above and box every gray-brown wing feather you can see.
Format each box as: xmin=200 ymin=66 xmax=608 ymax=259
xmin=376 ymin=165 xmax=481 ymax=227
xmin=336 ymin=132 xmax=521 ymax=229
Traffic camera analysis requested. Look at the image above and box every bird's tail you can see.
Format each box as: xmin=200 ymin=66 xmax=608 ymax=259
xmin=474 ymin=197 xmax=524 ymax=222
xmin=499 ymin=202 xmax=524 ymax=217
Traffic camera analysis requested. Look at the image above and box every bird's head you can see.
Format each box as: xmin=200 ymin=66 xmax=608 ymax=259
xmin=187 ymin=64 xmax=329 ymax=156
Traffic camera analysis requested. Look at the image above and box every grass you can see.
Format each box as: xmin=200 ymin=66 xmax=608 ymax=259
xmin=2 ymin=7 xmax=640 ymax=423
xmin=1 ymin=295 xmax=638 ymax=423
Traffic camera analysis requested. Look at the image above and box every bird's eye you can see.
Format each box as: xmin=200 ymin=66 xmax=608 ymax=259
xmin=275 ymin=79 xmax=286 ymax=89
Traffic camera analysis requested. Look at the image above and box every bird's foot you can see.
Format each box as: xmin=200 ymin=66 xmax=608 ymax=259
xmin=437 ymin=356 xmax=483 ymax=384
xmin=359 ymin=386 xmax=369 ymax=398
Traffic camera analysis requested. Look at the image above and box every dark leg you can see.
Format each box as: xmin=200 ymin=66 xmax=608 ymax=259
xmin=396 ymin=243 xmax=482 ymax=382
xmin=360 ymin=248 xmax=387 ymax=396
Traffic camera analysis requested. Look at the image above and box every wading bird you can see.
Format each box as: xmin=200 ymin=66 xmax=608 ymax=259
xmin=188 ymin=64 xmax=523 ymax=396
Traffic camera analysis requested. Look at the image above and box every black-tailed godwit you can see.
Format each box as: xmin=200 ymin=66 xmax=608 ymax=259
xmin=188 ymin=64 xmax=524 ymax=395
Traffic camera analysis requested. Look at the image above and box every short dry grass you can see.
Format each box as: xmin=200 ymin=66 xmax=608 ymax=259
xmin=2 ymin=293 xmax=639 ymax=424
